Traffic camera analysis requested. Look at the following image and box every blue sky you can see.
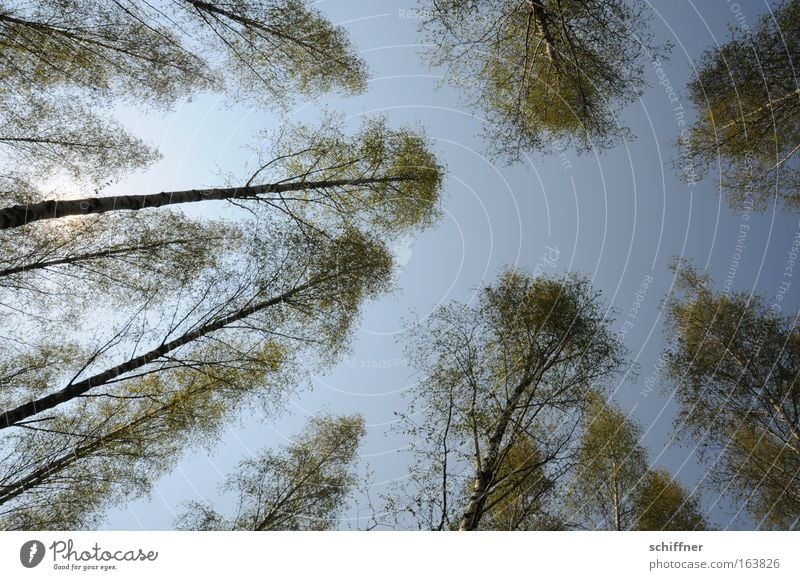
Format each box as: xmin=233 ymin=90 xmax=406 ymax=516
xmin=100 ymin=0 xmax=795 ymax=530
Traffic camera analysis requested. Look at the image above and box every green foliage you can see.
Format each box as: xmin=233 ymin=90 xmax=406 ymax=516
xmin=0 ymin=0 xmax=369 ymax=183
xmin=175 ymin=413 xmax=365 ymax=531
xmin=252 ymin=115 xmax=443 ymax=237
xmin=0 ymin=0 xmax=440 ymax=533
xmin=0 ymin=340 xmax=285 ymax=530
xmin=0 ymin=224 xmax=395 ymax=528
xmin=421 ymin=0 xmax=664 ymax=159
xmin=0 ymin=0 xmax=367 ymax=106
xmin=634 ymin=470 xmax=707 ymax=531
xmin=0 ymin=210 xmax=243 ymax=321
xmin=664 ymin=264 xmax=800 ymax=529
xmin=478 ymin=436 xmax=563 ymax=530
xmin=569 ymin=393 xmax=648 ymax=530
xmin=0 ymin=93 xmax=160 ymax=183
xmin=174 ymin=0 xmax=368 ymax=104
xmin=391 ymin=268 xmax=625 ymax=530
xmin=0 ymin=0 xmax=212 ymax=106
xmin=568 ymin=394 xmax=708 ymax=531
xmin=685 ymin=0 xmax=800 ymax=210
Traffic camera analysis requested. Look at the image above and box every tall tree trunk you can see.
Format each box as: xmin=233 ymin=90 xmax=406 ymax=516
xmin=0 ymin=399 xmax=175 ymax=506
xmin=0 ymin=238 xmax=198 ymax=278
xmin=458 ymin=359 xmax=537 ymax=530
xmin=0 ymin=274 xmax=332 ymax=429
xmin=0 ymin=176 xmax=408 ymax=231
xmin=613 ymin=480 xmax=622 ymax=531
xmin=531 ymin=1 xmax=556 ymax=62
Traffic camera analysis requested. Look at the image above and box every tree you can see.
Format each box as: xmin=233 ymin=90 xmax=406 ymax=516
xmin=567 ymin=393 xmax=648 ymax=531
xmin=663 ymin=264 xmax=800 ymax=529
xmin=0 ymin=94 xmax=159 ymax=183
xmin=0 ymin=226 xmax=394 ymax=427
xmin=0 ymin=208 xmax=242 ymax=322
xmin=566 ymin=394 xmax=707 ymax=530
xmin=172 ymin=0 xmax=368 ymax=103
xmin=0 ymin=227 xmax=390 ymax=529
xmin=420 ymin=0 xmax=663 ymax=159
xmin=0 ymin=0 xmax=366 ymax=106
xmin=392 ymin=269 xmax=626 ymax=530
xmin=0 ymin=0 xmax=368 ymax=182
xmin=175 ymin=413 xmax=365 ymax=531
xmin=0 ymin=341 xmax=283 ymax=530
xmin=476 ymin=435 xmax=563 ymax=530
xmin=0 ymin=1 xmax=211 ymax=106
xmin=0 ymin=115 xmax=441 ymax=528
xmin=0 ymin=117 xmax=442 ymax=232
xmin=0 ymin=115 xmax=440 ymax=346
xmin=634 ymin=469 xmax=707 ymax=531
xmin=684 ymin=0 xmax=800 ymax=210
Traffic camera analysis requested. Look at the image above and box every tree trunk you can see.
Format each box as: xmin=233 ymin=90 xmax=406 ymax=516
xmin=458 ymin=468 xmax=494 ymax=531
xmin=0 ymin=400 xmax=172 ymax=506
xmin=0 ymin=275 xmax=330 ymax=429
xmin=457 ymin=359 xmax=538 ymax=530
xmin=0 ymin=238 xmax=198 ymax=278
xmin=531 ymin=1 xmax=556 ymax=62
xmin=0 ymin=176 xmax=407 ymax=231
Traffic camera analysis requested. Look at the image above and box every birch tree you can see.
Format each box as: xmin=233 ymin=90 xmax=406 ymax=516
xmin=0 ymin=226 xmax=392 ymax=528
xmin=0 ymin=209 xmax=242 ymax=323
xmin=0 ymin=0 xmax=368 ymax=182
xmin=634 ymin=469 xmax=707 ymax=531
xmin=420 ymin=0 xmax=663 ymax=159
xmin=175 ymin=413 xmax=365 ymax=531
xmin=0 ymin=117 xmax=442 ymax=233
xmin=0 ymin=94 xmax=159 ymax=184
xmin=567 ymin=393 xmax=648 ymax=531
xmin=566 ymin=394 xmax=707 ymax=530
xmin=684 ymin=0 xmax=800 ymax=210
xmin=663 ymin=264 xmax=800 ymax=529
xmin=393 ymin=269 xmax=625 ymax=530
xmin=0 ymin=0 xmax=366 ymax=106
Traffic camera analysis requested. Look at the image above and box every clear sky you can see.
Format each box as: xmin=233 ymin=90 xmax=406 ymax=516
xmin=101 ymin=0 xmax=794 ymax=530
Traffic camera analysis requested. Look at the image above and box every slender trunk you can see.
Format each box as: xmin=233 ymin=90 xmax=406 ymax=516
xmin=612 ymin=477 xmax=622 ymax=531
xmin=0 ymin=238 xmax=198 ymax=278
xmin=0 ymin=399 xmax=172 ymax=506
xmin=531 ymin=1 xmax=556 ymax=62
xmin=0 ymin=176 xmax=408 ymax=231
xmin=0 ymin=275 xmax=328 ymax=429
xmin=0 ymin=136 xmax=117 ymax=150
xmin=458 ymin=361 xmax=537 ymax=531
xmin=459 ymin=469 xmax=494 ymax=531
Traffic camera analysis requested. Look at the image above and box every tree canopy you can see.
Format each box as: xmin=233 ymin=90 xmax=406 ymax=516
xmin=420 ymin=0 xmax=664 ymax=159
xmin=684 ymin=0 xmax=800 ymax=210
xmin=663 ymin=264 xmax=800 ymax=529
xmin=0 ymin=0 xmax=369 ymax=184
xmin=175 ymin=413 xmax=365 ymax=531
xmin=391 ymin=269 xmax=626 ymax=530
xmin=567 ymin=393 xmax=707 ymax=531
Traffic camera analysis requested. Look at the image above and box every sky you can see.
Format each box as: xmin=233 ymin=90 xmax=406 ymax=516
xmin=99 ymin=0 xmax=796 ymax=530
